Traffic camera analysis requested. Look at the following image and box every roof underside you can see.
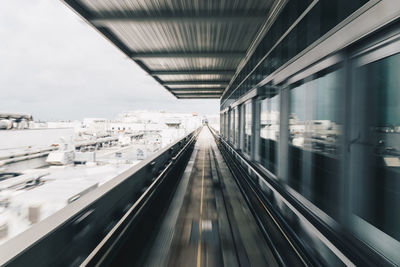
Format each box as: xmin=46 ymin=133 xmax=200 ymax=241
xmin=64 ymin=0 xmax=274 ymax=99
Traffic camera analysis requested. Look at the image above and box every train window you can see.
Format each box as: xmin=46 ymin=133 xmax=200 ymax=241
xmin=288 ymin=68 xmax=343 ymax=218
xmin=227 ymin=110 xmax=230 ymax=140
xmin=220 ymin=113 xmax=224 ymax=136
xmin=224 ymin=112 xmax=229 ymax=139
xmin=351 ymin=51 xmax=400 ymax=244
xmin=234 ymin=106 xmax=239 ymax=147
xmin=230 ymin=109 xmax=235 ymax=144
xmin=243 ymin=101 xmax=252 ymax=156
xmin=259 ymin=94 xmax=280 ymax=174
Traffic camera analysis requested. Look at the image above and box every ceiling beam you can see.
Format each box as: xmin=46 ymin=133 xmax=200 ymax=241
xmin=133 ymin=52 xmax=245 ymax=59
xmin=168 ymin=88 xmax=224 ymax=91
xmin=174 ymin=91 xmax=221 ymax=95
xmin=162 ymin=80 xmax=230 ymax=86
xmin=151 ymin=70 xmax=235 ymax=75
xmin=90 ymin=14 xmax=265 ymax=25
xmin=177 ymin=95 xmax=220 ymax=99
xmin=172 ymin=90 xmax=223 ymax=94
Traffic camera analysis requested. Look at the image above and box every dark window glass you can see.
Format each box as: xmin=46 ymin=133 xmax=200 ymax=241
xmin=288 ymin=69 xmax=343 ymax=218
xmin=351 ymin=52 xmax=400 ymax=242
xmin=244 ymin=101 xmax=252 ymax=155
xmin=338 ymin=0 xmax=368 ymax=21
xmin=230 ymin=109 xmax=235 ymax=144
xmin=321 ymin=0 xmax=338 ymax=34
xmin=307 ymin=2 xmax=321 ymax=45
xmin=296 ymin=15 xmax=308 ymax=53
xmin=260 ymin=94 xmax=280 ymax=174
xmin=225 ymin=112 xmax=229 ymax=139
xmin=234 ymin=106 xmax=239 ymax=146
xmin=220 ymin=113 xmax=224 ymax=136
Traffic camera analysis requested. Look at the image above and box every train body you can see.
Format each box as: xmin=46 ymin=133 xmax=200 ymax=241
xmin=220 ymin=1 xmax=400 ymax=264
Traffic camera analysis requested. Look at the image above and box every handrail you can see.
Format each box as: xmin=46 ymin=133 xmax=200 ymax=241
xmin=81 ymin=130 xmax=198 ymax=266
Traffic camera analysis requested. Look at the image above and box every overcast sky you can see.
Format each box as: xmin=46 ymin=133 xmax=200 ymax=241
xmin=0 ymin=1 xmax=220 ymax=121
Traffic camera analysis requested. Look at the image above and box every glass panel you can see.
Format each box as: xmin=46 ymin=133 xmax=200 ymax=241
xmin=220 ymin=113 xmax=224 ymax=136
xmin=288 ymin=69 xmax=343 ymax=218
xmin=234 ymin=107 xmax=239 ymax=146
xmin=225 ymin=112 xmax=229 ymax=139
xmin=288 ymin=83 xmax=307 ymax=193
xmin=230 ymin=109 xmax=235 ymax=143
xmin=244 ymin=101 xmax=253 ymax=155
xmin=260 ymin=94 xmax=280 ymax=174
xmin=352 ymin=52 xmax=400 ymax=242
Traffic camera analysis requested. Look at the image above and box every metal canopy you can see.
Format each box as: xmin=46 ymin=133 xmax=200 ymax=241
xmin=64 ymin=0 xmax=275 ymax=99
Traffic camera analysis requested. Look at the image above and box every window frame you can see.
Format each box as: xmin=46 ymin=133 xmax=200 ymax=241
xmin=347 ymin=31 xmax=400 ymax=263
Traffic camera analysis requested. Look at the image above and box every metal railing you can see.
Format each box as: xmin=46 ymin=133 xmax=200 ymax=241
xmin=0 ymin=127 xmax=201 ymax=267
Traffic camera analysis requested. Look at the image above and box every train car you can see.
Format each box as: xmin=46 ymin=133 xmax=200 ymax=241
xmin=219 ymin=0 xmax=400 ymax=265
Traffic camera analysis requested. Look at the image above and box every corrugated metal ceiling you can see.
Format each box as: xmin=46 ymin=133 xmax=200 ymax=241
xmin=64 ymin=0 xmax=275 ymax=99
xmin=79 ymin=0 xmax=273 ymax=15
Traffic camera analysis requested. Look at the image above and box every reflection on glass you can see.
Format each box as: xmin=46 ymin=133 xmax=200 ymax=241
xmin=244 ymin=101 xmax=252 ymax=155
xmin=234 ymin=107 xmax=239 ymax=146
xmin=220 ymin=113 xmax=224 ymax=136
xmin=260 ymin=94 xmax=280 ymax=174
xmin=230 ymin=109 xmax=235 ymax=144
xmin=224 ymin=112 xmax=229 ymax=139
xmin=352 ymin=52 xmax=400 ymax=242
xmin=288 ymin=69 xmax=343 ymax=218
